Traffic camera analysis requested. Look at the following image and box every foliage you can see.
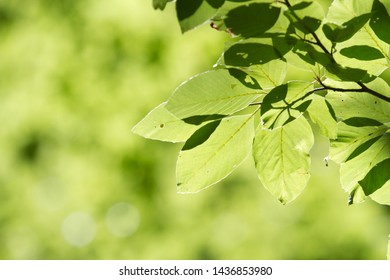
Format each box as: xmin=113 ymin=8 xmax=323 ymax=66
xmin=135 ymin=0 xmax=390 ymax=206
xmin=134 ymin=0 xmax=390 ymax=256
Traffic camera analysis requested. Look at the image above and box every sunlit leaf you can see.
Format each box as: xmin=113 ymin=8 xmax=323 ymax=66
xmin=370 ymin=180 xmax=390 ymax=205
xmin=165 ymin=69 xmax=261 ymax=119
xmin=326 ymin=0 xmax=389 ymax=76
xmin=307 ymin=95 xmax=338 ymax=139
xmin=326 ymin=88 xmax=390 ymax=123
xmin=176 ymin=0 xmax=225 ymax=32
xmin=348 ymin=185 xmax=366 ymax=205
xmin=245 ymin=59 xmax=288 ymax=90
xmin=253 ymin=117 xmax=314 ymax=204
xmin=329 ymin=122 xmax=388 ymax=164
xmin=177 ymin=114 xmax=254 ymax=193
xmin=132 ymin=102 xmax=201 ymax=143
xmin=330 ymin=120 xmax=389 ymax=194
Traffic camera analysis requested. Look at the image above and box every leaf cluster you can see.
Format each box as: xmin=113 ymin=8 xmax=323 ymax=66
xmin=135 ymin=0 xmax=390 ymax=207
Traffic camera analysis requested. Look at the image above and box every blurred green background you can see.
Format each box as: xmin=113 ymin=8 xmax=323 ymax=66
xmin=0 ymin=0 xmax=389 ymax=259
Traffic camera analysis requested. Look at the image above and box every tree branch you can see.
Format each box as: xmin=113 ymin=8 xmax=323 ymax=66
xmin=318 ymin=80 xmax=390 ymax=103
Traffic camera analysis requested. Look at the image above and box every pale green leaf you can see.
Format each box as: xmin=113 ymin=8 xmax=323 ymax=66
xmin=307 ymin=95 xmax=338 ymax=139
xmin=348 ymin=185 xmax=366 ymax=205
xmin=325 ymin=0 xmax=390 ymax=76
xmin=132 ymin=102 xmax=201 ymax=143
xmin=370 ymin=180 xmax=390 ymax=206
xmin=326 ymin=84 xmax=390 ymax=124
xmin=253 ymin=117 xmax=314 ymax=204
xmin=165 ymin=69 xmax=261 ymax=119
xmin=246 ymin=59 xmax=287 ymax=90
xmin=176 ymin=114 xmax=254 ymax=193
xmin=329 ymin=122 xmax=388 ymax=164
xmin=339 ymin=131 xmax=389 ymax=193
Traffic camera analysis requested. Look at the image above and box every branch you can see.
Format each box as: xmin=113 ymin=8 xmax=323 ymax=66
xmin=318 ymin=80 xmax=390 ymax=103
xmin=282 ymin=0 xmax=332 ymax=57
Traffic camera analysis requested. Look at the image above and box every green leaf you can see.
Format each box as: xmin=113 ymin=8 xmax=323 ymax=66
xmin=339 ymin=45 xmax=385 ymax=60
xmin=224 ymin=42 xmax=284 ymax=67
xmin=343 ymin=117 xmax=383 ymax=127
xmin=348 ymin=185 xmax=366 ymax=205
xmin=326 ymin=0 xmax=389 ymax=76
xmin=165 ymin=69 xmax=261 ymax=119
xmin=329 ymin=122 xmax=388 ymax=163
xmin=370 ymin=180 xmax=390 ymax=205
xmin=224 ymin=3 xmax=281 ymax=37
xmin=284 ymin=1 xmax=324 ymax=34
xmin=326 ymin=90 xmax=390 ymax=124
xmin=370 ymin=0 xmax=390 ymax=44
xmin=132 ymin=102 xmax=201 ymax=143
xmin=153 ymin=0 xmax=172 ymax=10
xmin=359 ymin=158 xmax=390 ymax=195
xmin=322 ymin=13 xmax=371 ymax=43
xmin=182 ymin=120 xmax=221 ymax=150
xmin=307 ymin=95 xmax=338 ymax=139
xmin=176 ymin=0 xmax=225 ymax=32
xmin=245 ymin=59 xmax=288 ymax=90
xmin=176 ymin=114 xmax=254 ymax=193
xmin=253 ymin=117 xmax=314 ymax=204
xmin=330 ymin=123 xmax=389 ymax=194
xmin=261 ymin=81 xmax=313 ymax=129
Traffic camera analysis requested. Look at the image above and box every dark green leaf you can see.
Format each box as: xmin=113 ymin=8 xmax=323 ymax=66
xmin=182 ymin=120 xmax=221 ymax=150
xmin=153 ymin=0 xmax=172 ymax=10
xmin=292 ymin=16 xmax=322 ymax=34
xmin=340 ymin=45 xmax=385 ymax=60
xmin=343 ymin=117 xmax=384 ymax=127
xmin=290 ymin=1 xmax=313 ymax=11
xmin=370 ymin=0 xmax=390 ymax=44
xmin=225 ymin=3 xmax=280 ymax=37
xmin=294 ymin=100 xmax=312 ymax=112
xmin=359 ymin=158 xmax=390 ymax=195
xmin=322 ymin=13 xmax=371 ymax=42
xmin=224 ymin=43 xmax=282 ymax=67
xmin=183 ymin=114 xmax=226 ymax=125
xmin=176 ymin=0 xmax=225 ymax=32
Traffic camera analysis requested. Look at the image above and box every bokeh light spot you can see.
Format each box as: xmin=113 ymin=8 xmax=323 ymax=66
xmin=61 ymin=212 xmax=96 ymax=247
xmin=105 ymin=202 xmax=140 ymax=237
